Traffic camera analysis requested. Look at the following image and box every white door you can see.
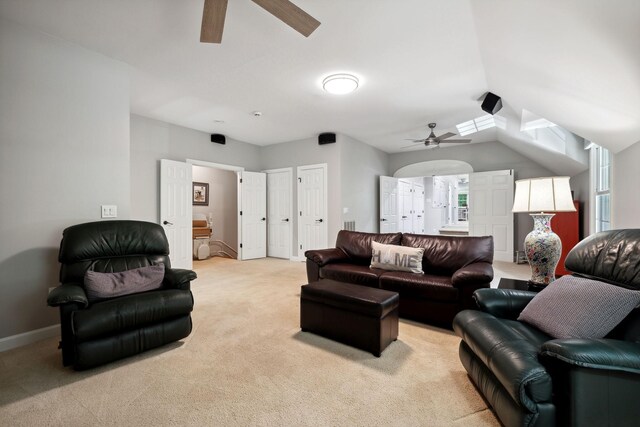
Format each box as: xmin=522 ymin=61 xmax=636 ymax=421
xmin=266 ymin=169 xmax=292 ymax=259
xmin=412 ymin=182 xmax=425 ymax=233
xmin=160 ymin=159 xmax=192 ymax=270
xmin=240 ymin=171 xmax=267 ymax=260
xmin=379 ymin=176 xmax=399 ymax=233
xmin=469 ymin=169 xmax=514 ymax=262
xmin=398 ymin=179 xmax=413 ymax=233
xmin=298 ymin=164 xmax=328 ymax=254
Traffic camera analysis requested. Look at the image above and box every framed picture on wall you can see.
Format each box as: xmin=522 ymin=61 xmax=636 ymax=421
xmin=193 ymin=182 xmax=209 ymax=206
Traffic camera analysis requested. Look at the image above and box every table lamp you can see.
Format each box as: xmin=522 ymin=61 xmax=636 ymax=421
xmin=512 ymin=176 xmax=576 ymax=286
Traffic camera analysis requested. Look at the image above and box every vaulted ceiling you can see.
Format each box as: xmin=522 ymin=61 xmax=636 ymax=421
xmin=1 ymin=0 xmax=638 ymax=175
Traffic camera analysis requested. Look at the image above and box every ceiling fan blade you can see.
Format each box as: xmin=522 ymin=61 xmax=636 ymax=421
xmin=252 ymin=0 xmax=321 ymax=37
xmin=437 ymin=132 xmax=456 ymax=140
xmin=438 ymin=139 xmax=472 ymax=144
xmin=201 ymin=0 xmax=228 ymax=43
xmin=404 ymin=139 xmax=426 ymax=143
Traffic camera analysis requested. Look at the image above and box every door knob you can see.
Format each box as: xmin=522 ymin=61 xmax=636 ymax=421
xmin=261 ymin=217 xmax=266 ymax=221
xmin=163 ymin=220 xmax=173 ymax=226
xmin=401 ymin=216 xmax=408 ymax=219
xmin=380 ymin=218 xmax=388 ymax=222
xmin=315 ymin=219 xmax=324 ymax=223
xmin=282 ymin=218 xmax=290 ymax=222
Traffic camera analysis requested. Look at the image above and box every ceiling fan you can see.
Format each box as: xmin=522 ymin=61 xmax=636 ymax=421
xmin=403 ymin=123 xmax=471 ymax=150
xmin=200 ymin=0 xmax=321 ymax=44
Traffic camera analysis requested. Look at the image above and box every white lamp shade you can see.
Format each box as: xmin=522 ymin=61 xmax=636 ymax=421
xmin=512 ymin=176 xmax=576 ymax=213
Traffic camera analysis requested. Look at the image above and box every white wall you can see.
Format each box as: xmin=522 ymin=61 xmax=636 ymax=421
xmin=340 ymin=135 xmax=389 ymax=233
xmin=130 ymin=115 xmax=261 ymax=222
xmin=0 ymin=19 xmax=130 ymax=338
xmin=613 ymin=140 xmax=640 ymax=228
xmin=260 ymin=137 xmax=342 ymax=257
xmin=192 ymin=165 xmax=238 ymax=253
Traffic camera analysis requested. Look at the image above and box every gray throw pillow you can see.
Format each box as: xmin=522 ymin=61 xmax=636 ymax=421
xmin=84 ymin=263 xmax=165 ymax=301
xmin=518 ymin=275 xmax=640 ymax=339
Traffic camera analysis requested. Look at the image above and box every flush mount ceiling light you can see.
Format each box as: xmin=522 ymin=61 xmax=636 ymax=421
xmin=322 ymin=74 xmax=359 ymax=95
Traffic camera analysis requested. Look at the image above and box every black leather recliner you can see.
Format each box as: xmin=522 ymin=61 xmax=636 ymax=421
xmin=453 ymin=229 xmax=640 ymax=427
xmin=47 ymin=220 xmax=196 ymax=370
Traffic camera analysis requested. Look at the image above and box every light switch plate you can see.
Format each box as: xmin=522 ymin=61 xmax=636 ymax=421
xmin=101 ymin=205 xmax=118 ymax=218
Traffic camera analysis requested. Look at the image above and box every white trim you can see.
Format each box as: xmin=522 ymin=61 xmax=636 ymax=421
xmin=187 ymin=159 xmax=245 ymax=172
xmin=262 ymin=167 xmax=292 ymax=174
xmin=0 ymin=324 xmax=59 ymax=353
xmin=290 ymin=255 xmax=305 ymax=262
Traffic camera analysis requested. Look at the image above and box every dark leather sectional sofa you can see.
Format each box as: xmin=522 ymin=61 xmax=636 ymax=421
xmin=305 ymin=230 xmax=494 ymax=326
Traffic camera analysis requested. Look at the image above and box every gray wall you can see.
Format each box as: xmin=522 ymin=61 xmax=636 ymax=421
xmin=130 ymin=115 xmax=261 ymax=222
xmin=0 ymin=19 xmax=131 ymax=338
xmin=260 ymin=137 xmax=342 ymax=257
xmin=390 ymin=141 xmax=556 ymax=250
xmin=613 ymin=140 xmax=640 ymax=228
xmin=192 ymin=165 xmax=238 ymax=253
xmin=340 ymin=135 xmax=390 ymax=233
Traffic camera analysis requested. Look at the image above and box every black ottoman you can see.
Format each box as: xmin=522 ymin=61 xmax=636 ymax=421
xmin=300 ymin=280 xmax=399 ymax=356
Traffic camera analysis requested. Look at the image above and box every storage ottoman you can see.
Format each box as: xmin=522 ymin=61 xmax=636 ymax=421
xmin=300 ymin=280 xmax=399 ymax=356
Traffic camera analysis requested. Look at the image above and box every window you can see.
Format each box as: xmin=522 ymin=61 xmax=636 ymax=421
xmin=590 ymin=144 xmax=611 ymax=232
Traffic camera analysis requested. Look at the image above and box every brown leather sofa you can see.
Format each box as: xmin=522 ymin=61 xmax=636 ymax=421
xmin=305 ymin=230 xmax=494 ymax=326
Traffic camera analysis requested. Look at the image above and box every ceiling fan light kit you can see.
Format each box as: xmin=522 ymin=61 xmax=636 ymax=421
xmin=322 ymin=74 xmax=359 ymax=95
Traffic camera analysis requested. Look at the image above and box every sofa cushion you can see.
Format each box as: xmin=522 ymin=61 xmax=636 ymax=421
xmin=379 ymin=272 xmax=458 ymax=301
xmin=518 ymin=275 xmax=640 ymax=339
xmin=335 ymin=230 xmax=402 ymax=265
xmin=321 ymin=263 xmax=384 ymax=288
xmin=370 ymin=241 xmax=424 ymax=273
xmin=72 ymin=289 xmax=194 ymax=341
xmin=401 ymin=234 xmax=493 ymax=275
xmin=84 ymin=264 xmax=165 ymax=302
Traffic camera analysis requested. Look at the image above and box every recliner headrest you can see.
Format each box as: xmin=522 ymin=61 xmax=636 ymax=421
xmin=565 ymin=229 xmax=640 ymax=290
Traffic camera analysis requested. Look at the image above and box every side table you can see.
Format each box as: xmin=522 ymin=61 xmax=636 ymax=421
xmin=498 ymin=278 xmax=545 ymax=293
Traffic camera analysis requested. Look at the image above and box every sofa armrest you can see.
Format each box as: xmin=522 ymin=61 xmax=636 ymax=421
xmin=473 ymin=288 xmax=537 ymax=320
xmin=163 ymin=268 xmax=197 ymax=290
xmin=47 ymin=283 xmax=89 ymax=308
xmin=304 ymin=248 xmax=349 ymax=267
xmin=451 ymin=262 xmax=494 ymax=287
xmin=541 ymin=339 xmax=640 ymax=375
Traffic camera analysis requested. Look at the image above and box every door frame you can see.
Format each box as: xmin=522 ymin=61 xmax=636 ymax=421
xmin=186 ymin=159 xmax=245 ymax=258
xmin=264 ymin=168 xmax=293 ymax=260
xmin=296 ymin=163 xmax=328 ymax=260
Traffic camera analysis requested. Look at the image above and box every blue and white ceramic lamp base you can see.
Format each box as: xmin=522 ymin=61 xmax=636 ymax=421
xmin=524 ymin=213 xmax=561 ymax=286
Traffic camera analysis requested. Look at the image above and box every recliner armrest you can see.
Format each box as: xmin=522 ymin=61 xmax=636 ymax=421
xmin=164 ymin=268 xmax=197 ymax=290
xmin=541 ymin=339 xmax=640 ymax=374
xmin=305 ymin=248 xmax=349 ymax=267
xmin=47 ymin=283 xmax=89 ymax=308
xmin=451 ymin=262 xmax=493 ymax=287
xmin=473 ymin=288 xmax=537 ymax=320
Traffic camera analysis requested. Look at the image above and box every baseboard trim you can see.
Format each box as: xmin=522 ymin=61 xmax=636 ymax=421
xmin=0 ymin=324 xmax=59 ymax=353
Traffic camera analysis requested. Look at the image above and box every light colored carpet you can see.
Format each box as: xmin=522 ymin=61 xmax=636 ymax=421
xmin=0 ymin=257 xmax=502 ymax=426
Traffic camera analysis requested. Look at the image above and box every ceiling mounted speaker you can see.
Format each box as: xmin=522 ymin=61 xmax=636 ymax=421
xmin=481 ymin=92 xmax=503 ymax=115
xmin=318 ymin=132 xmax=336 ymax=145
xmin=211 ymin=134 xmax=226 ymax=144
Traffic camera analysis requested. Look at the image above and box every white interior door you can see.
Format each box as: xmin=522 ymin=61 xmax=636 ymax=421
xmin=469 ymin=169 xmax=514 ymax=262
xmin=240 ymin=171 xmax=267 ymax=260
xmin=412 ymin=182 xmax=425 ymax=233
xmin=266 ymin=169 xmax=292 ymax=259
xmin=160 ymin=159 xmax=192 ymax=270
xmin=399 ymin=179 xmax=413 ymax=233
xmin=379 ymin=176 xmax=399 ymax=233
xmin=298 ymin=164 xmax=328 ymax=254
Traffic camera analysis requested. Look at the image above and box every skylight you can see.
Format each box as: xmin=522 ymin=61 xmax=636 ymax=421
xmin=456 ymin=115 xmax=504 ymax=136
